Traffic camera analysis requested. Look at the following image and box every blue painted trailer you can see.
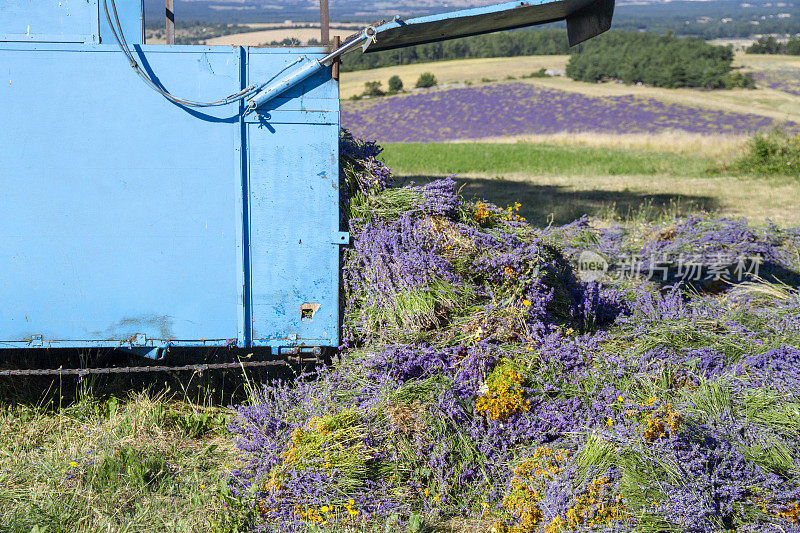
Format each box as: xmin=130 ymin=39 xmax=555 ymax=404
xmin=0 ymin=0 xmax=613 ymax=361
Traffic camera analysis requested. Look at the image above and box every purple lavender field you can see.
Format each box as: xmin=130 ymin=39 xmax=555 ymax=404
xmin=753 ymin=69 xmax=800 ymax=97
xmin=342 ymin=82 xmax=788 ymax=142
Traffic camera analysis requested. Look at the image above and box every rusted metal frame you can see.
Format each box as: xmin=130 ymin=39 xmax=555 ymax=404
xmin=0 ymin=359 xmax=289 ymax=377
xmin=166 ymin=0 xmax=175 ymax=45
xmin=320 ymin=0 xmax=330 ymax=45
xmin=0 ymin=346 xmax=328 ymax=377
xmin=331 ymin=35 xmax=341 ymax=80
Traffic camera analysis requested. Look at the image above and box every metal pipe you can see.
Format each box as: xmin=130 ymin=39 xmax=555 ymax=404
xmin=320 ymin=27 xmax=375 ymax=65
xmin=165 ymin=0 xmax=175 ymax=45
xmin=140 ymin=0 xmax=146 ymax=44
xmin=245 ymin=27 xmax=375 ymax=114
xmin=245 ymin=57 xmax=324 ymax=114
xmin=331 ymin=35 xmax=341 ymax=80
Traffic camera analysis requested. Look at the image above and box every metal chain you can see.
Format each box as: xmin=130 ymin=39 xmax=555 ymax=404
xmin=0 ymin=360 xmax=294 ymax=377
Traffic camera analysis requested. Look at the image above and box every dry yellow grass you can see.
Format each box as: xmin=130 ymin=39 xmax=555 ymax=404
xmin=455 ymin=132 xmax=749 ymax=161
xmin=205 ymin=27 xmax=356 ymax=46
xmin=736 ymin=53 xmax=800 ymax=70
xmin=340 ymin=55 xmax=568 ymax=97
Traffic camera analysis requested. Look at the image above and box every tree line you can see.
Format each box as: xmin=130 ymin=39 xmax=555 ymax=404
xmin=566 ymin=31 xmax=754 ymax=89
xmin=746 ymin=36 xmax=800 ymax=55
xmin=340 ymin=29 xmax=570 ymax=72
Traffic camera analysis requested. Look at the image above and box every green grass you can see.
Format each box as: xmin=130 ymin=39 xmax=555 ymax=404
xmin=376 ymin=142 xmax=800 ymax=227
xmin=381 ymin=142 xmax=714 ymax=177
xmin=0 ymin=390 xmax=251 ymax=533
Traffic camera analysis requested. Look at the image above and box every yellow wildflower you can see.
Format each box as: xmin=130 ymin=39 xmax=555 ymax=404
xmin=475 ymin=363 xmax=530 ymax=421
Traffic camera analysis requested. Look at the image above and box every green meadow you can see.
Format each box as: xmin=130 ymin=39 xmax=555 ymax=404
xmin=380 ymin=140 xmax=800 ymax=227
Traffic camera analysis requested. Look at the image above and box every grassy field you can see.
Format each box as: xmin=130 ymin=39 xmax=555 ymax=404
xmin=340 ymin=53 xmax=800 ymax=124
xmin=381 ymin=142 xmax=715 ymax=177
xmin=0 ymin=388 xmax=245 ymax=532
xmin=381 ymin=142 xmax=800 ymax=227
xmin=457 ymin=132 xmax=747 ymax=160
xmin=4 ymin=46 xmax=800 ymax=532
xmin=341 ymin=53 xmax=800 ymax=228
xmin=340 ymin=55 xmax=568 ymax=98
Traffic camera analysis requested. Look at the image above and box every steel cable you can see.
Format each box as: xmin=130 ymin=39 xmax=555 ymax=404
xmin=102 ymin=0 xmax=261 ymax=108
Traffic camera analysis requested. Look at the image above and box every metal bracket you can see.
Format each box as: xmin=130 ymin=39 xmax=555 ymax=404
xmin=279 ymin=345 xmax=324 ymax=364
xmin=118 ymin=345 xmax=169 ymax=360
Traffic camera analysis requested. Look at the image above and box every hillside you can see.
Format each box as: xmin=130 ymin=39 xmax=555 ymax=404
xmin=340 ymin=53 xmax=800 ymax=134
xmin=143 ymin=0 xmax=799 ymax=36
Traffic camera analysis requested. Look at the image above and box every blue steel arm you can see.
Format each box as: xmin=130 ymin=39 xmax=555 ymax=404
xmin=244 ymin=27 xmax=376 ymax=115
xmin=243 ymin=0 xmax=614 ymax=113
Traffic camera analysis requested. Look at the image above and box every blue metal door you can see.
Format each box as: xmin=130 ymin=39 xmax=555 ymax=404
xmin=245 ymin=49 xmax=342 ymax=349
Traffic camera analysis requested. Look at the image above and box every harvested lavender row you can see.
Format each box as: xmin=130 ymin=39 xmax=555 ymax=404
xmin=229 ymin=132 xmax=800 ymax=532
xmin=342 ymin=82 xmax=793 ymax=142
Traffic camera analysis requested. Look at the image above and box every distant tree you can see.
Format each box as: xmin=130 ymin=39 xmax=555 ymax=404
xmin=362 ymin=81 xmax=385 ymax=97
xmin=388 ymin=75 xmax=404 ymax=93
xmin=341 ymin=29 xmax=570 ymax=72
xmin=415 ymin=72 xmax=438 ymax=88
xmin=747 ymin=36 xmax=784 ymax=54
xmin=567 ymin=31 xmax=752 ymax=89
xmin=747 ymin=35 xmax=800 ymax=55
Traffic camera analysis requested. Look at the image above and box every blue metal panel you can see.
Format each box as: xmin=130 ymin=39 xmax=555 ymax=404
xmin=0 ymin=44 xmax=243 ymax=349
xmin=245 ymin=49 xmax=341 ymax=348
xmin=99 ymin=1 xmax=145 ymax=45
xmin=0 ymin=42 xmax=344 ymax=353
xmin=246 ymin=122 xmax=341 ymax=348
xmin=0 ymin=0 xmax=100 ymax=43
xmin=366 ymin=0 xmax=613 ymax=51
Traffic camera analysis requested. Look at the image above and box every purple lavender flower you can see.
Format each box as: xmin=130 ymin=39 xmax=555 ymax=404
xmin=736 ymin=345 xmax=800 ymax=394
xmin=342 ymin=83 xmax=793 ymax=141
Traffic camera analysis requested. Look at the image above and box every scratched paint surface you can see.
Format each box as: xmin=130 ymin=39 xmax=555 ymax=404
xmin=0 ymin=0 xmax=101 ymax=43
xmin=247 ymin=121 xmax=340 ymax=346
xmin=0 ymin=45 xmax=242 ymax=346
